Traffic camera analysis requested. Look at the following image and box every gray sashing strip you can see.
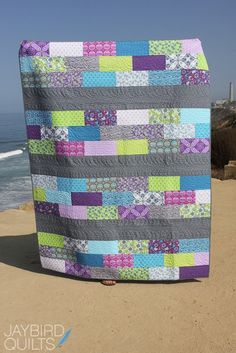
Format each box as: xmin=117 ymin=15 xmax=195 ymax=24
xmin=35 ymin=213 xmax=211 ymax=240
xmin=29 ymin=153 xmax=211 ymax=178
xmin=22 ymin=85 xmax=210 ymax=110
xmin=90 ymin=268 xmax=120 ymax=279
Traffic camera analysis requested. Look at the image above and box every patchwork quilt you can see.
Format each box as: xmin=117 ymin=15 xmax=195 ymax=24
xmin=18 ymin=38 xmax=211 ymax=281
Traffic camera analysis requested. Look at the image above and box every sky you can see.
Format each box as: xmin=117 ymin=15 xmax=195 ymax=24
xmin=0 ymin=0 xmax=235 ymax=113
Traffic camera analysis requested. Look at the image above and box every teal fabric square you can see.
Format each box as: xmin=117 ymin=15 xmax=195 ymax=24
xmin=68 ymin=126 xmax=100 ymax=141
xmin=102 ymin=192 xmax=134 ymax=206
xmin=180 ymin=175 xmax=211 ymax=190
xmin=20 ymin=57 xmax=34 ymax=72
xmin=179 ymin=238 xmax=209 ymax=253
xmin=116 ymin=41 xmax=149 ymax=56
xmin=149 ymin=70 xmax=181 ymax=86
xmin=76 ymin=253 xmax=103 ymax=267
xmin=82 ymin=72 xmax=116 ymax=87
xmin=57 ymin=178 xmax=87 ymax=192
xmin=46 ymin=190 xmax=72 ymax=205
xmin=195 ymin=123 xmax=210 ymax=138
xmin=88 ymin=241 xmax=118 ymax=254
xmin=134 ymin=254 xmax=164 ymax=268
xmin=25 ymin=110 xmax=52 ymax=126
xmin=180 ymin=109 xmax=210 ymax=124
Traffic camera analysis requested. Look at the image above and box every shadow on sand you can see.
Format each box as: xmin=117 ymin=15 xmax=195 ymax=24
xmin=0 ymin=233 xmax=200 ymax=284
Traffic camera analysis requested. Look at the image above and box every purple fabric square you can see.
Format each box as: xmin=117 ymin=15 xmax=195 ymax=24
xmin=149 ymin=239 xmax=179 ymax=254
xmin=180 ymin=138 xmax=210 ymax=153
xmin=131 ymin=124 xmax=164 ymax=139
xmin=179 ymin=265 xmax=209 ymax=279
xmin=34 ymin=201 xmax=60 ymax=216
xmin=118 ymin=205 xmax=149 ymax=219
xmin=65 ymin=260 xmax=91 ymax=278
xmin=48 ymin=72 xmax=82 ymax=87
xmin=133 ymin=55 xmax=166 ymax=71
xmin=19 ymin=40 xmax=49 ymax=56
xmin=181 ymin=69 xmax=210 ymax=85
xmin=84 ymin=110 xmax=117 ymax=126
xmin=117 ymin=177 xmax=148 ymax=192
xmin=27 ymin=125 xmax=41 ymax=139
xmin=71 ymin=192 xmax=103 ymax=206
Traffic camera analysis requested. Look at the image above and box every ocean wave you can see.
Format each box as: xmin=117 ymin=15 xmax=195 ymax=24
xmin=0 ymin=149 xmax=25 ymax=160
xmin=0 ymin=140 xmax=27 ymax=144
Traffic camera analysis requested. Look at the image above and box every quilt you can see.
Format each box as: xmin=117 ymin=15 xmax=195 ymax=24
xmin=18 ymin=37 xmax=211 ymax=281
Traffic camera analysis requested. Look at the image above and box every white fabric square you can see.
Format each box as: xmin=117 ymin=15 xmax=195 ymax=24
xmin=32 ymin=174 xmax=57 ymax=189
xmin=149 ymin=267 xmax=179 ymax=280
xmin=40 ymin=127 xmax=68 ymax=141
xmin=116 ymin=71 xmax=148 ymax=86
xmin=40 ymin=257 xmax=65 ymax=273
xmin=166 ymin=54 xmax=197 ymax=70
xmin=117 ymin=109 xmax=149 ymax=125
xmin=196 ymin=189 xmax=211 ymax=204
xmin=164 ymin=124 xmax=195 ymax=139
xmin=49 ymin=42 xmax=83 ymax=57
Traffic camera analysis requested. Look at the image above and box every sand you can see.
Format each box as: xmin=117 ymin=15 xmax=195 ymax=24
xmin=0 ymin=178 xmax=235 ymax=353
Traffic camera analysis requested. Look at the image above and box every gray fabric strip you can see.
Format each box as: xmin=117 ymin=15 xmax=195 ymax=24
xmin=22 ymin=85 xmax=211 ymax=110
xmin=29 ymin=153 xmax=211 ymax=178
xmin=35 ymin=213 xmax=210 ymax=240
xmin=90 ymin=268 xmax=120 ymax=280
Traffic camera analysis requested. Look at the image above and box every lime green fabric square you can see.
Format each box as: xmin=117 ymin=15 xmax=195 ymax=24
xmin=99 ymin=56 xmax=132 ymax=72
xmin=119 ymin=268 xmax=149 ymax=280
xmin=38 ymin=232 xmax=64 ymax=248
xmin=33 ymin=57 xmax=66 ymax=73
xmin=164 ymin=253 xmax=194 ymax=267
xmin=149 ymin=108 xmax=181 ymax=124
xmin=148 ymin=176 xmax=180 ymax=191
xmin=52 ymin=111 xmax=84 ymax=126
xmin=88 ymin=206 xmax=118 ymax=220
xmin=117 ymin=139 xmax=148 ymax=155
xmin=197 ymin=54 xmax=209 ymax=70
xmin=28 ymin=140 xmax=55 ymax=155
xmin=33 ymin=187 xmax=46 ymax=201
xmin=149 ymin=40 xmax=182 ymax=55
xmin=118 ymin=240 xmax=149 ymax=254
xmin=180 ymin=204 xmax=211 ymax=218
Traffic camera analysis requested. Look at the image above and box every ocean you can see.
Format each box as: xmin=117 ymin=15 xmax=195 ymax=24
xmin=0 ymin=113 xmax=33 ymax=211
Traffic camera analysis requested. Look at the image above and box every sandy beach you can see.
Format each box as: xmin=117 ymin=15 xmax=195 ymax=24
xmin=0 ymin=178 xmax=235 ymax=353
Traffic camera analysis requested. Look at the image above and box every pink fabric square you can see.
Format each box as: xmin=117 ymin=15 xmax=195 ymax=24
xmin=59 ymin=205 xmax=87 ymax=219
xmin=84 ymin=141 xmax=116 ymax=156
xmin=103 ymin=254 xmax=134 ymax=268
xmin=83 ymin=41 xmax=116 ymax=56
xmin=181 ymin=38 xmax=203 ymax=54
xmin=195 ymin=252 xmax=209 ymax=266
xmin=55 ymin=141 xmax=84 ymax=156
xmin=165 ymin=190 xmax=195 ymax=205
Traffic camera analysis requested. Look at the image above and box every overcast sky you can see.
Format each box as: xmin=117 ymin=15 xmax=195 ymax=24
xmin=0 ymin=0 xmax=235 ymax=112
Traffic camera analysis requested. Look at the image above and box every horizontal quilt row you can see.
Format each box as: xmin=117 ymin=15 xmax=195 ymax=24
xmin=28 ymin=137 xmax=210 ymax=156
xmin=25 ymin=108 xmax=210 ymax=126
xmin=27 ymin=124 xmax=210 ymax=140
xmin=34 ymin=189 xmax=211 ymax=204
xmin=39 ymin=246 xmax=209 ymax=268
xmin=20 ymin=54 xmax=208 ymax=73
xmin=38 ymin=232 xmax=210 ymax=254
xmin=38 ymin=232 xmax=209 ymax=270
xmin=32 ymin=174 xmax=211 ymax=192
xmin=21 ymin=69 xmax=209 ymax=88
xmin=35 ymin=201 xmax=210 ymax=220
xmin=40 ymin=255 xmax=210 ymax=280
xmin=19 ymin=39 xmax=205 ymax=57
